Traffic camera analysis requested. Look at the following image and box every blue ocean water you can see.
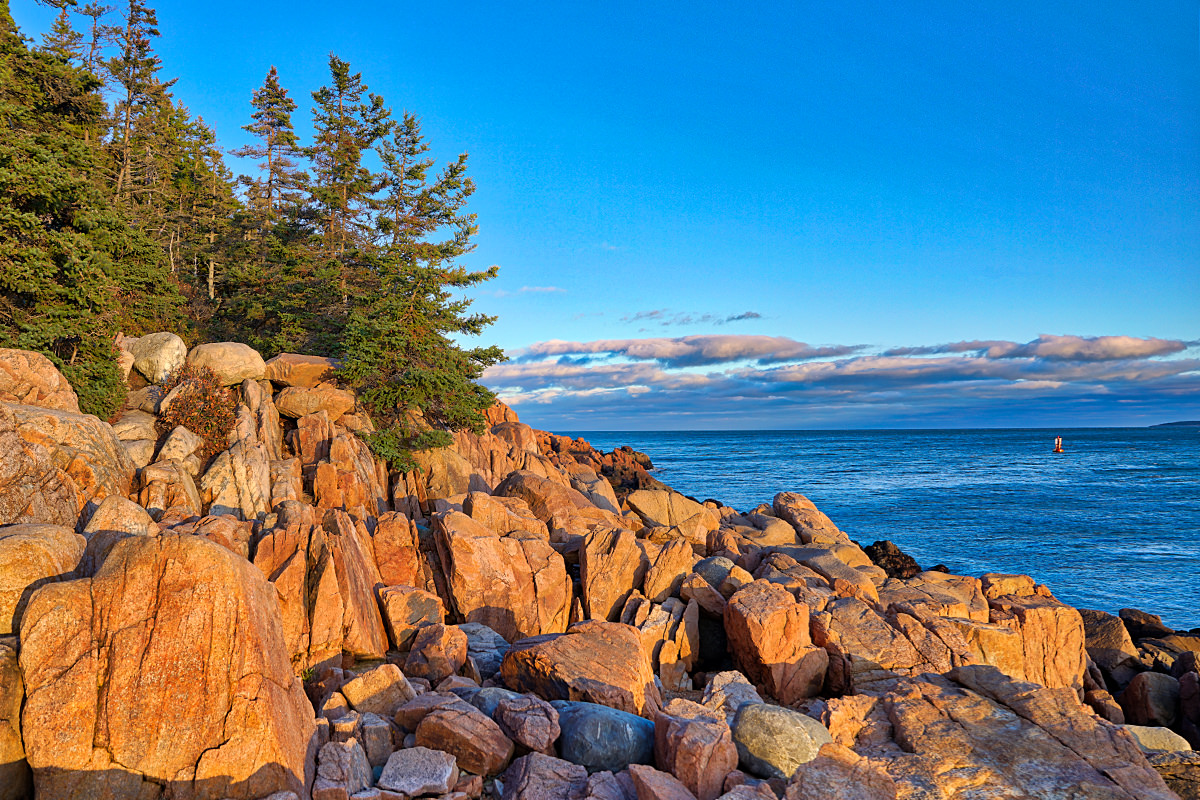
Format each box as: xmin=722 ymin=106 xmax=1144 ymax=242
xmin=569 ymin=428 xmax=1200 ymax=630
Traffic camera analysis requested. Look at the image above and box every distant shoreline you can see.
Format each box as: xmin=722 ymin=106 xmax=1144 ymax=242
xmin=560 ymin=423 xmax=1200 ymax=434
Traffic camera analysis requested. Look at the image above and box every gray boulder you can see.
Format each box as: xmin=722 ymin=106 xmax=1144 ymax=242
xmin=460 ymin=621 xmax=511 ymax=680
xmin=732 ymin=701 xmax=832 ymax=780
xmin=378 ymin=746 xmax=457 ymax=796
xmin=551 ymin=700 xmax=655 ymax=773
xmin=129 ymin=332 xmax=186 ymax=384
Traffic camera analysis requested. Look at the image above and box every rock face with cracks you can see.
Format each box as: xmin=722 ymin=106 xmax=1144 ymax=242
xmin=18 ymin=533 xmax=317 ymax=800
xmin=502 ymin=620 xmax=663 ymax=718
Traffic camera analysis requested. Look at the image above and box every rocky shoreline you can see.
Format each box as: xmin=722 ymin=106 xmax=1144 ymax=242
xmin=1 ymin=337 xmax=1199 ymax=800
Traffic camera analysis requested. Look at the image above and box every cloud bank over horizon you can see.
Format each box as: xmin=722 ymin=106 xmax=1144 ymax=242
xmin=482 ymin=334 xmax=1200 ymax=430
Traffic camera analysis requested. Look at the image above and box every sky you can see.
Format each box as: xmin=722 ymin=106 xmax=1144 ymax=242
xmin=12 ymin=1 xmax=1200 ymax=429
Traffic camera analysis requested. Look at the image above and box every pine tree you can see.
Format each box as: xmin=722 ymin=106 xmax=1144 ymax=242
xmin=106 ymin=0 xmax=173 ymax=201
xmin=309 ymin=53 xmax=389 ymax=257
xmin=232 ymin=66 xmax=307 ymax=226
xmin=79 ymin=2 xmax=117 ymax=76
xmin=40 ymin=7 xmax=83 ymax=65
xmin=339 ymin=116 xmax=502 ymax=468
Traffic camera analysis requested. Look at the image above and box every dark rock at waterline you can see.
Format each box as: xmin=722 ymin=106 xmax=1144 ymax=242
xmin=864 ymin=540 xmax=921 ymax=579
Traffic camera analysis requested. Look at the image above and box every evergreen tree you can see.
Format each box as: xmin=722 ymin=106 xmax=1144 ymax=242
xmin=106 ymin=0 xmax=173 ymax=201
xmin=339 ymin=116 xmax=502 ymax=468
xmin=232 ymin=66 xmax=307 ymax=226
xmin=40 ymin=7 xmax=83 ymax=65
xmin=79 ymin=2 xmax=116 ymax=76
xmin=309 ymin=53 xmax=389 ymax=257
xmin=0 ymin=0 xmax=183 ymax=417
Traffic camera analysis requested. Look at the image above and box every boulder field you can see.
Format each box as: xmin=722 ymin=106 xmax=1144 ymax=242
xmin=0 ymin=341 xmax=1195 ymax=800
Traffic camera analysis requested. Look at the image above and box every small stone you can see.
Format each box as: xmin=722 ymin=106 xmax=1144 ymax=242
xmin=416 ymin=703 xmax=515 ymax=776
xmin=314 ymin=737 xmax=373 ymax=800
xmin=378 ymin=746 xmax=457 ymax=796
xmin=342 ymin=663 xmax=416 ymax=718
xmin=405 ymin=623 xmax=469 ymax=683
xmin=627 ymin=764 xmax=698 ymax=800
xmin=501 ymin=752 xmax=587 ymax=800
xmin=495 ymin=694 xmax=561 ymax=752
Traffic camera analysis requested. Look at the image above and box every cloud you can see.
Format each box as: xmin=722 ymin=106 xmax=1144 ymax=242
xmin=485 ymin=333 xmax=1200 ymax=429
xmin=512 ymin=335 xmax=865 ymax=368
xmin=883 ymin=335 xmax=1189 ymax=361
xmin=619 ymin=309 xmax=764 ymax=326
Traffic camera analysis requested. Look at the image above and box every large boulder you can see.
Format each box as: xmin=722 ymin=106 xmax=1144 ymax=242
xmin=1122 ymin=672 xmax=1181 ymax=728
xmin=264 ymin=353 xmax=338 ymax=388
xmin=1080 ymin=608 xmax=1140 ymax=684
xmin=19 ymin=533 xmax=317 ymax=799
xmin=654 ymin=699 xmax=738 ymax=800
xmin=274 ymin=385 xmax=356 ymax=421
xmin=552 ymin=700 xmax=656 ymax=773
xmin=320 ymin=510 xmax=389 ymax=660
xmin=732 ymin=702 xmax=832 ymax=781
xmin=494 ymin=470 xmax=594 ymax=543
xmin=580 ymin=528 xmax=650 ymax=621
xmin=379 ymin=747 xmax=457 ymax=797
xmin=378 ymin=584 xmax=444 ymax=651
xmin=199 ymin=405 xmax=271 ymax=521
xmin=501 ymin=620 xmax=662 ymax=717
xmin=772 ymin=492 xmax=847 ymax=544
xmin=2 ymin=402 xmax=134 ymax=522
xmin=0 ymin=348 xmax=78 ymax=411
xmin=988 ymin=592 xmax=1087 ymax=692
xmin=724 ymin=581 xmax=827 ymax=704
xmin=626 ymin=489 xmax=716 ymax=533
xmin=138 ymin=459 xmax=203 ymax=521
xmin=416 ymin=701 xmax=514 ymax=775
xmin=0 ymin=524 xmax=85 ymax=635
xmin=434 ymin=510 xmax=570 ymax=641
xmin=798 ymin=665 xmax=1177 ymax=799
xmin=812 ymin=597 xmax=978 ymax=694
xmin=252 ymin=508 xmax=375 ymax=672
xmin=501 ymin=752 xmax=588 ymax=799
xmin=128 ymin=332 xmax=187 ymax=384
xmin=186 ymin=342 xmax=267 ymax=385
xmin=0 ymin=405 xmax=82 ymax=527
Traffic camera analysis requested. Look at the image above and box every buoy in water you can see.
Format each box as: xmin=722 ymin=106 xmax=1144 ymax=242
xmin=1053 ymin=435 xmax=1064 ymax=453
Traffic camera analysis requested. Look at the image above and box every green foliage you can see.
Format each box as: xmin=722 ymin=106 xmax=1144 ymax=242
xmin=154 ymin=364 xmax=237 ymax=458
xmin=0 ymin=1 xmax=183 ymax=417
xmin=358 ymin=425 xmax=452 ymax=474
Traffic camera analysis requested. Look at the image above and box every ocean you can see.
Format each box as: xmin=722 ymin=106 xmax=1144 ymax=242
xmin=568 ymin=427 xmax=1200 ymax=630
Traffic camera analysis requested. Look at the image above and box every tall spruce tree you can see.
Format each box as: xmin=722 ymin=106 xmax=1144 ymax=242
xmin=309 ymin=54 xmax=389 ymax=257
xmin=232 ymin=66 xmax=306 ymax=226
xmin=79 ymin=2 xmax=116 ymax=76
xmin=106 ymin=0 xmax=172 ymax=201
xmin=339 ymin=115 xmax=502 ymax=468
xmin=40 ymin=7 xmax=83 ymax=65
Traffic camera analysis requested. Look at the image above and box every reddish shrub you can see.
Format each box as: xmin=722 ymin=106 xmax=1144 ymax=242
xmin=154 ymin=364 xmax=238 ymax=459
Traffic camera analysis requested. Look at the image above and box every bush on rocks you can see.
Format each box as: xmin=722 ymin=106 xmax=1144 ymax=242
xmin=155 ymin=364 xmax=238 ymax=459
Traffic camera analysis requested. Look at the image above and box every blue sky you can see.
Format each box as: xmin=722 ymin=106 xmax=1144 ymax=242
xmin=13 ymin=1 xmax=1200 ymax=428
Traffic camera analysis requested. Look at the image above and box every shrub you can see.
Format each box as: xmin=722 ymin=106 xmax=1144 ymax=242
xmin=154 ymin=365 xmax=238 ymax=459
